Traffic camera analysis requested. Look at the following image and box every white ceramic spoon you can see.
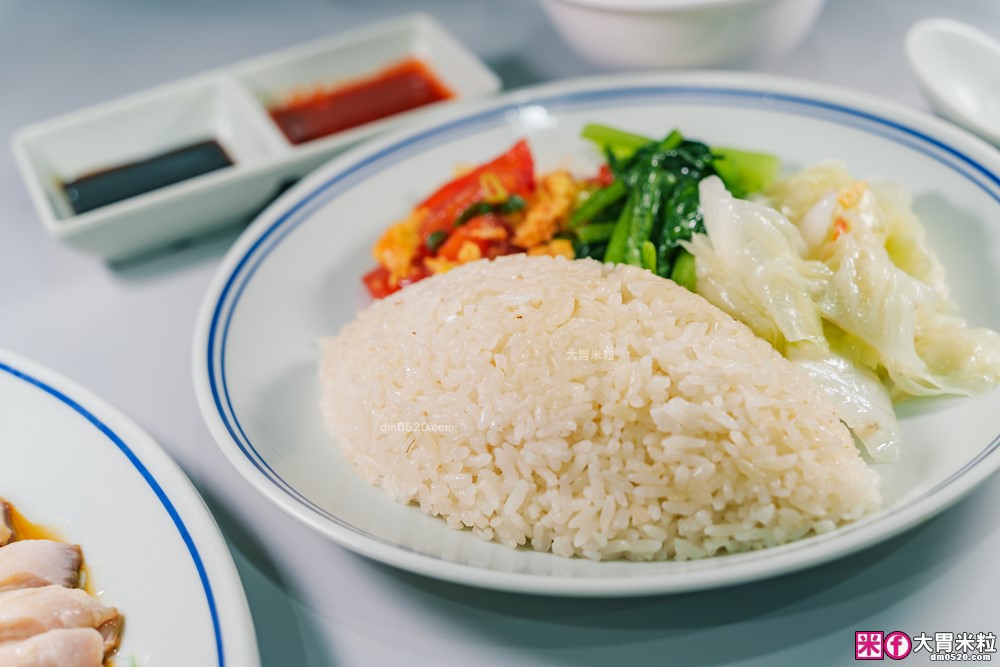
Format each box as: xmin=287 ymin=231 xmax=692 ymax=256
xmin=906 ymin=18 xmax=1000 ymax=147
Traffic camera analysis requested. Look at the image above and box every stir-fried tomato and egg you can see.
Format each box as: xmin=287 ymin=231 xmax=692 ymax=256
xmin=364 ymin=140 xmax=593 ymax=298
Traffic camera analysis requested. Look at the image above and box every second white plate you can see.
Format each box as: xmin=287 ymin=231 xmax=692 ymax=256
xmin=0 ymin=349 xmax=259 ymax=664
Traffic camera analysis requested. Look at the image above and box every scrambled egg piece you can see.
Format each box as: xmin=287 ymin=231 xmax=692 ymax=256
xmin=465 ymin=224 xmax=507 ymax=242
xmin=372 ymin=171 xmax=583 ymax=283
xmin=424 ymin=256 xmax=456 ymax=274
xmin=512 ymin=170 xmax=581 ymax=248
xmin=372 ymin=209 xmax=426 ymax=284
xmin=457 ymin=240 xmax=483 ymax=263
xmin=526 ymin=239 xmax=574 ymax=259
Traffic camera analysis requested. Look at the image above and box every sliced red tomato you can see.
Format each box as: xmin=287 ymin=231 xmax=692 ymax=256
xmin=436 ymin=214 xmax=510 ymax=261
xmin=589 ymin=163 xmax=615 ymax=187
xmin=363 ymin=262 xmax=433 ymax=298
xmin=484 ymin=239 xmax=519 ymax=260
xmin=362 ymin=265 xmax=396 ymax=298
xmin=396 ymin=262 xmax=431 ymax=289
xmin=417 ymin=140 xmax=535 ymax=242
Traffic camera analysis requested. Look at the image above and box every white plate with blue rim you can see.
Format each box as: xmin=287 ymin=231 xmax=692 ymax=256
xmin=0 ymin=349 xmax=259 ymax=665
xmin=192 ymin=72 xmax=1000 ymax=597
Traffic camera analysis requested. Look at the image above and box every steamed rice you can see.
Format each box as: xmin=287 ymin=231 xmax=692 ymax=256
xmin=319 ymin=255 xmax=881 ymax=561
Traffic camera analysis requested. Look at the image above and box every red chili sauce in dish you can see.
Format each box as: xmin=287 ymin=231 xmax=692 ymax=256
xmin=268 ymin=58 xmax=453 ymax=145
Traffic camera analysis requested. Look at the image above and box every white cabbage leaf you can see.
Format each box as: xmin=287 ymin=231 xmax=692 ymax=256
xmin=786 ymin=342 xmax=900 ymax=462
xmin=689 ymin=177 xmax=829 ymax=350
xmin=786 ymin=169 xmax=1000 ymax=397
xmin=690 ymin=177 xmax=901 ymax=459
xmin=872 ymin=182 xmax=950 ymax=298
xmin=815 ymin=225 xmax=938 ymax=381
xmin=909 ymin=314 xmax=1000 ymax=396
xmin=761 ymin=160 xmax=854 ymax=224
xmin=691 ymin=168 xmax=1000 ymax=459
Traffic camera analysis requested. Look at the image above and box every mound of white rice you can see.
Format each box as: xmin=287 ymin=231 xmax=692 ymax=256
xmin=319 ymin=255 xmax=881 ymax=561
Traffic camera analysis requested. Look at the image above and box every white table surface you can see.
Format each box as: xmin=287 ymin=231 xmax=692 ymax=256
xmin=2 ymin=1 xmax=999 ymax=665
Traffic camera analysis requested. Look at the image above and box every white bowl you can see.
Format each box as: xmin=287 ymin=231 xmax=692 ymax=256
xmin=539 ymin=0 xmax=827 ymax=69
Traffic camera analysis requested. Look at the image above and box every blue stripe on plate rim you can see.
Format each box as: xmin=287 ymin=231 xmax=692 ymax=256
xmin=0 ymin=360 xmax=225 ymax=665
xmin=205 ymin=81 xmax=1000 ymax=572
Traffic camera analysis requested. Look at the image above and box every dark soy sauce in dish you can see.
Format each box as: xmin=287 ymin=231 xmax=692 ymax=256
xmin=62 ymin=139 xmax=233 ymax=215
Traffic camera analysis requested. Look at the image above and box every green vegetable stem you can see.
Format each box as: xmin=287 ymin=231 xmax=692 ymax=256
xmin=574 ymin=222 xmax=616 ymax=244
xmin=622 ymin=170 xmax=665 ymax=267
xmin=581 ymin=124 xmax=656 ymax=160
xmin=570 ymin=181 xmax=626 ymax=228
xmin=670 ymin=250 xmax=697 ymax=291
xmin=603 ymin=188 xmax=638 ymax=264
xmin=641 ymin=241 xmax=657 ymax=273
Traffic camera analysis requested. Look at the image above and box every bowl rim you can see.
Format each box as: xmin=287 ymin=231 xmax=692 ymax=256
xmin=543 ymin=0 xmax=785 ymax=13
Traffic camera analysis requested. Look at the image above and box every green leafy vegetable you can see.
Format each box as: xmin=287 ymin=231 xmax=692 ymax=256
xmin=426 ymin=230 xmax=447 ymax=251
xmin=501 ymin=194 xmax=527 ymax=213
xmin=581 ymin=124 xmax=656 ymax=160
xmin=641 ymin=241 xmax=657 ymax=273
xmin=572 ymin=239 xmax=608 ymax=260
xmin=571 ymin=123 xmax=780 ymax=279
xmin=453 ymin=202 xmax=493 ymax=227
xmin=575 ymin=222 xmax=616 ymax=244
xmin=600 ymin=136 xmax=713 ymax=272
xmin=603 ymin=188 xmax=638 ymax=264
xmin=670 ymin=250 xmax=697 ymax=290
xmin=623 ymin=170 xmax=664 ymax=267
xmin=569 ymin=181 xmax=626 ymax=228
xmin=712 ymin=147 xmax=781 ymax=198
xmin=454 ymin=195 xmax=527 ymax=227
xmin=658 ymin=178 xmax=703 ymax=250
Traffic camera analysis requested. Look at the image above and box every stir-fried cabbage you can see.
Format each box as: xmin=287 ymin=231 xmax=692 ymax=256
xmin=769 ymin=164 xmax=1000 ymax=398
xmin=914 ymin=314 xmax=1000 ymax=395
xmin=691 ymin=177 xmax=829 ymax=349
xmin=687 ymin=177 xmax=903 ymax=461
xmin=786 ymin=342 xmax=901 ymax=462
xmin=687 ymin=169 xmax=1000 ymax=462
xmin=765 ymin=161 xmax=854 ymax=224
xmin=817 ymin=223 xmax=938 ymax=381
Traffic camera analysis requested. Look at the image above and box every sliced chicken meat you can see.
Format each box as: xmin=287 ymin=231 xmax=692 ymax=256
xmin=0 ymin=627 xmax=104 ymax=667
xmin=0 ymin=501 xmax=12 ymax=546
xmin=0 ymin=541 xmax=82 ymax=593
xmin=0 ymin=585 xmax=121 ymax=653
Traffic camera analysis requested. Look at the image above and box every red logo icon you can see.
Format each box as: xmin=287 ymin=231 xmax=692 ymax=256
xmin=884 ymin=632 xmax=912 ymax=660
xmin=856 ymin=631 xmax=884 ymax=660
